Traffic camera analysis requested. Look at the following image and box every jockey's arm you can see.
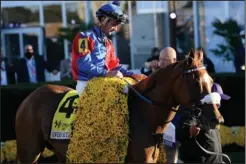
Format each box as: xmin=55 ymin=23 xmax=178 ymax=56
xmin=105 ymin=41 xmax=146 ymax=80
xmin=77 ymin=55 xmax=107 ymax=77
xmin=112 ymin=65 xmax=133 ymax=77
xmin=72 ymin=33 xmax=107 ymax=77
xmin=110 ymin=64 xmax=147 ymax=82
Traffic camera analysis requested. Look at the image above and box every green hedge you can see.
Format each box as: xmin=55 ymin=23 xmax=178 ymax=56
xmin=1 ymin=73 xmax=245 ymax=141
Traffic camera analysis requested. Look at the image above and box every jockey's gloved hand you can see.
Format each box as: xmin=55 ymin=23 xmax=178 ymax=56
xmin=131 ymin=73 xmax=147 ymax=82
xmin=106 ymin=70 xmax=123 ymax=78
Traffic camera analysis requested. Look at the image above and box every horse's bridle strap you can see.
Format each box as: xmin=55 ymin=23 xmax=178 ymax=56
xmin=184 ymin=66 xmax=206 ymax=74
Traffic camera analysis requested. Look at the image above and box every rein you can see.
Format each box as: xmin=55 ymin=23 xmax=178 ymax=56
xmin=194 ymin=137 xmax=231 ymax=163
xmin=121 ymin=78 xmax=178 ymax=112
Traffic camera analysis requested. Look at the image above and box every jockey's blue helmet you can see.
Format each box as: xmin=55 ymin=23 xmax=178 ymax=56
xmin=96 ymin=1 xmax=129 ymax=24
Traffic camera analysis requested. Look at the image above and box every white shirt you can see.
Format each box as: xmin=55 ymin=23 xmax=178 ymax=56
xmin=25 ymin=57 xmax=37 ymax=83
xmin=1 ymin=61 xmax=8 ymax=85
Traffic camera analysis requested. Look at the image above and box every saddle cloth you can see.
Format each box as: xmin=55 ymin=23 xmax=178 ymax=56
xmin=50 ymin=90 xmax=79 ymax=140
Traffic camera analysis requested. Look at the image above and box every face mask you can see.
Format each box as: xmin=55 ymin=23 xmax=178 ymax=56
xmin=25 ymin=52 xmax=33 ymax=59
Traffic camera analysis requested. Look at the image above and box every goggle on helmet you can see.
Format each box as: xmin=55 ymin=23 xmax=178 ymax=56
xmin=96 ymin=3 xmax=129 ymax=24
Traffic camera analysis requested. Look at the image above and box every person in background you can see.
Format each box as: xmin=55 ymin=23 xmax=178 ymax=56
xmin=0 ymin=51 xmax=16 ymax=85
xmin=72 ymin=1 xmax=146 ymax=95
xmin=138 ymin=47 xmax=178 ymax=163
xmin=155 ymin=47 xmax=178 ymax=163
xmin=141 ymin=47 xmax=160 ymax=76
xmin=158 ymin=47 xmax=177 ymax=69
xmin=14 ymin=44 xmax=56 ymax=83
xmin=60 ymin=52 xmax=72 ymax=80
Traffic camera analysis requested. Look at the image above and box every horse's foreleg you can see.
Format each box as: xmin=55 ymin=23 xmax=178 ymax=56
xmin=145 ymin=146 xmax=159 ymax=163
xmin=152 ymin=146 xmax=160 ymax=163
xmin=45 ymin=141 xmax=68 ymax=163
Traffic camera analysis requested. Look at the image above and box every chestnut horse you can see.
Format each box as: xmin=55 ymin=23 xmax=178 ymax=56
xmin=15 ymin=50 xmax=223 ymax=163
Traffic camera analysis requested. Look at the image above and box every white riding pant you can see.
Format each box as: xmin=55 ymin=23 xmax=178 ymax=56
xmin=163 ymin=122 xmax=176 ymax=147
xmin=76 ymin=80 xmax=88 ymax=96
xmin=163 ymin=123 xmax=178 ymax=163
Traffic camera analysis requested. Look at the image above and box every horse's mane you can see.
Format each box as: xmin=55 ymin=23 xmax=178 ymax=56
xmin=185 ymin=49 xmax=213 ymax=92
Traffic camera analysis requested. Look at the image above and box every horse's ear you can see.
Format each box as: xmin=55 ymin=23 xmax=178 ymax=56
xmin=197 ymin=49 xmax=204 ymax=62
xmin=189 ymin=49 xmax=195 ymax=58
xmin=186 ymin=49 xmax=195 ymax=66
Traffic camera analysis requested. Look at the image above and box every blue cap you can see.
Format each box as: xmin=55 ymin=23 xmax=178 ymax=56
xmin=112 ymin=0 xmax=120 ymax=6
xmin=96 ymin=2 xmax=128 ymax=24
xmin=212 ymin=83 xmax=231 ymax=100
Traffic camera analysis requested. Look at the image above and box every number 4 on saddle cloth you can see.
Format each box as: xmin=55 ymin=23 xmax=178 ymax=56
xmin=50 ymin=90 xmax=79 ymax=140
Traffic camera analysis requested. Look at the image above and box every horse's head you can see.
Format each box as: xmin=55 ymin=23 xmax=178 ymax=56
xmin=133 ymin=49 xmax=223 ymax=133
xmin=172 ymin=49 xmax=211 ymax=106
xmin=172 ymin=49 xmax=223 ymax=126
xmin=174 ymin=50 xmax=224 ymax=123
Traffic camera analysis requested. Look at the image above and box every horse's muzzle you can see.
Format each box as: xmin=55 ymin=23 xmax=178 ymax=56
xmin=217 ymin=116 xmax=224 ymax=124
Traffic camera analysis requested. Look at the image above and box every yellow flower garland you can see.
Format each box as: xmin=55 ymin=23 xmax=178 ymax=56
xmin=0 ymin=140 xmax=54 ymax=162
xmin=66 ymin=77 xmax=135 ymax=163
xmin=1 ymin=140 xmax=16 ymax=162
xmin=157 ymin=144 xmax=167 ymax=163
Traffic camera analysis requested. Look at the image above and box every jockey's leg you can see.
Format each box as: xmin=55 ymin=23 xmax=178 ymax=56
xmin=76 ymin=80 xmax=88 ymax=95
xmin=164 ymin=122 xmax=177 ymax=163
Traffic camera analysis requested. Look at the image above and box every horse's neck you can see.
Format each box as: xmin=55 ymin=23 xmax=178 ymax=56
xmin=133 ymin=70 xmax=172 ymax=103
xmin=128 ymin=89 xmax=177 ymax=137
xmin=128 ymin=90 xmax=156 ymax=135
xmin=131 ymin=74 xmax=178 ymax=134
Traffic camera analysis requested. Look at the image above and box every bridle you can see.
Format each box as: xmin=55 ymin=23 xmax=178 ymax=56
xmin=123 ymin=63 xmax=207 ymax=114
xmin=183 ymin=64 xmax=207 ymax=119
xmin=122 ymin=61 xmax=231 ymax=163
xmin=122 ymin=62 xmax=206 ymax=142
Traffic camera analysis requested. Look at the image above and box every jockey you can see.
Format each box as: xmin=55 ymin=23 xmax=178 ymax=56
xmin=71 ymin=1 xmax=146 ymax=95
